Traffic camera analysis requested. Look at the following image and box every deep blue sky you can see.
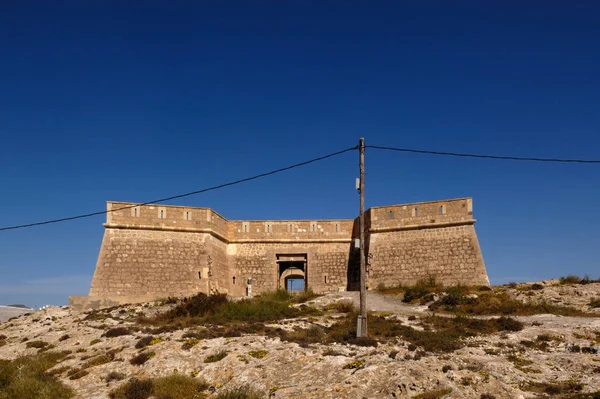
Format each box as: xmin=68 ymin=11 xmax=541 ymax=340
xmin=1 ymin=2 xmax=599 ymax=306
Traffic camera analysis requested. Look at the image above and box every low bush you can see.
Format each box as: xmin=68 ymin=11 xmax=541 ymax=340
xmin=204 ymin=350 xmax=228 ymax=363
xmin=25 ymin=340 xmax=49 ymax=349
xmin=105 ymin=371 xmax=126 ymax=382
xmin=130 ymin=351 xmax=155 ymax=366
xmin=0 ymin=351 xmax=74 ymax=399
xmin=214 ymin=385 xmax=264 ymax=399
xmin=333 ymin=300 xmax=355 ymax=313
xmin=134 ymin=335 xmax=160 ymax=349
xmin=589 ymin=298 xmax=600 ymax=309
xmin=102 ymin=327 xmax=131 ymax=338
xmin=58 ymin=334 xmax=70 ymax=342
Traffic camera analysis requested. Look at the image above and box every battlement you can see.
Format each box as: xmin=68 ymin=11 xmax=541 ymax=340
xmin=367 ymin=198 xmax=474 ymax=232
xmin=104 ymin=202 xmax=355 ymax=243
xmin=105 ymin=198 xmax=475 ymax=240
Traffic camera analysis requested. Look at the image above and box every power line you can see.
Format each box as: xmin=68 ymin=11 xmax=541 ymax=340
xmin=366 ymin=145 xmax=600 ymax=164
xmin=0 ymin=146 xmax=358 ymax=232
xmin=2 ymin=142 xmax=599 ymax=232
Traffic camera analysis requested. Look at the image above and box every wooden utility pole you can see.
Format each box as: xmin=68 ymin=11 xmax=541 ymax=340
xmin=357 ymin=137 xmax=368 ymax=337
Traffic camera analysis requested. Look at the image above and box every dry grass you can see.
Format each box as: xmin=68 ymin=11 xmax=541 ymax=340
xmin=589 ymin=298 xmax=600 ymax=309
xmin=109 ymin=375 xmax=209 ymax=399
xmin=0 ymin=351 xmax=74 ymax=399
xmin=412 ymin=388 xmax=453 ymax=399
xmin=430 ymin=288 xmax=593 ymax=317
xmin=214 ymin=385 xmax=264 ymax=399
xmin=519 ymin=379 xmax=585 ymax=396
xmin=139 ymin=291 xmax=321 ymax=332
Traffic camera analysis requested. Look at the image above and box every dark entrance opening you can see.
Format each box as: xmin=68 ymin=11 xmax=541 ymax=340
xmin=277 ymin=254 xmax=307 ymax=292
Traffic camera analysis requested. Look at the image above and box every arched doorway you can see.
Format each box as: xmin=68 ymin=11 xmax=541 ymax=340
xmin=277 ymin=254 xmax=307 ymax=292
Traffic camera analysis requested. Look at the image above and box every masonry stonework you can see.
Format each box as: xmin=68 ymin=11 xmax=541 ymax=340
xmin=70 ymin=198 xmax=489 ymax=309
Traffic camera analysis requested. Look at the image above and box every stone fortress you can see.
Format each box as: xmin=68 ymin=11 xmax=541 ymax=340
xmin=70 ymin=198 xmax=489 ymax=309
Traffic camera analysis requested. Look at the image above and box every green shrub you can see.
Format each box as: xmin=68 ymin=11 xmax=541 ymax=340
xmin=204 ymin=350 xmax=228 ymax=363
xmin=402 ymin=277 xmax=442 ymax=303
xmin=560 ymin=275 xmax=582 ymax=285
xmin=248 ymin=350 xmax=268 ymax=359
xmin=589 ymin=297 xmax=600 ymax=309
xmin=135 ymin=336 xmax=154 ymax=349
xmin=181 ymin=338 xmax=201 ymax=350
xmin=0 ymin=351 xmax=74 ymax=399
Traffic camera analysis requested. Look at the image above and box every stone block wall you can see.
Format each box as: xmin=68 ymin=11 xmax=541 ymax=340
xmin=227 ymin=242 xmax=355 ymax=297
xmin=88 ymin=228 xmax=215 ymax=302
xmin=367 ymin=224 xmax=488 ymax=288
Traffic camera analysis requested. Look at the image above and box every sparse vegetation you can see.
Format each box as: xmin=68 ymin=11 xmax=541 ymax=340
xmin=134 ymin=335 xmax=161 ymax=349
xmin=520 ymin=379 xmax=585 ymax=396
xmin=25 ymin=340 xmax=50 ymax=349
xmin=429 ymin=288 xmax=592 ymax=317
xmin=0 ymin=351 xmax=74 ymax=399
xmin=343 ymin=359 xmax=365 ymax=369
xmin=141 ymin=291 xmax=321 ymax=329
xmin=58 ymin=334 xmax=70 ymax=342
xmin=105 ymin=371 xmax=126 ymax=383
xmin=109 ymin=375 xmax=208 ymax=399
xmin=102 ymin=327 xmax=131 ymax=338
xmin=181 ymin=338 xmax=201 ymax=350
xmin=333 ymin=300 xmax=355 ymax=313
xmin=248 ymin=350 xmax=268 ymax=359
xmin=411 ymin=388 xmax=452 ymax=399
xmin=204 ymin=350 xmax=228 ymax=363
xmin=560 ymin=275 xmax=599 ymax=285
xmin=214 ymin=385 xmax=264 ymax=399
xmin=589 ymin=297 xmax=600 ymax=309
xmin=130 ymin=351 xmax=155 ymax=365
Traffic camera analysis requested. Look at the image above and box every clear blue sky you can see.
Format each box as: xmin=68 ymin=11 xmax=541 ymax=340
xmin=1 ymin=2 xmax=598 ymax=307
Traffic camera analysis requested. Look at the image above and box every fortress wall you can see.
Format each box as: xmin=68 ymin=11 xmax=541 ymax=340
xmin=72 ymin=197 xmax=489 ymax=309
xmin=367 ymin=223 xmax=488 ymax=288
xmin=105 ymin=202 xmax=228 ymax=239
xmin=88 ymin=227 xmax=213 ymax=300
xmin=228 ymin=219 xmax=354 ymax=241
xmin=368 ymin=198 xmax=473 ymax=231
xmin=228 ymin=241 xmax=355 ymax=296
xmin=205 ymin=234 xmax=230 ymax=294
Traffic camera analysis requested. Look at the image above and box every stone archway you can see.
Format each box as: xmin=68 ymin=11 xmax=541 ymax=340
xmin=276 ymin=254 xmax=307 ymax=292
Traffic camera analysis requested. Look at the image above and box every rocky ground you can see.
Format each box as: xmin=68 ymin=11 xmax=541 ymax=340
xmin=1 ymin=280 xmax=599 ymax=399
